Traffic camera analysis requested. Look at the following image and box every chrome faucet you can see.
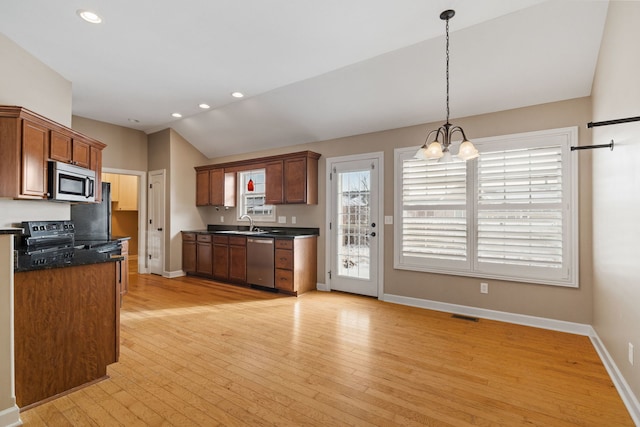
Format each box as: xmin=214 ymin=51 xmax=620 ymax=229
xmin=239 ymin=214 xmax=254 ymax=231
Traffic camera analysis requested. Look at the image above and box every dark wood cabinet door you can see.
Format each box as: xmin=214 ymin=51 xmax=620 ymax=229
xmin=196 ymin=170 xmax=210 ymax=206
xmin=213 ymin=242 xmax=229 ymax=280
xmin=284 ymin=157 xmax=307 ymax=204
xmin=209 ymin=168 xmax=224 ymax=206
xmin=196 ymin=241 xmax=213 ymax=276
xmin=72 ymin=138 xmax=90 ymax=168
xmin=265 ymin=161 xmax=283 ymax=205
xmin=21 ymin=119 xmax=49 ymax=198
xmin=229 ymin=242 xmax=247 ymax=284
xmin=182 ymin=236 xmax=197 ymax=274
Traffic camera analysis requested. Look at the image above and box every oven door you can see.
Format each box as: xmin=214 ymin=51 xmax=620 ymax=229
xmin=49 ymin=161 xmax=96 ymax=202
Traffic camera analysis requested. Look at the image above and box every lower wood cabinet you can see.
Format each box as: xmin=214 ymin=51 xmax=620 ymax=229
xmin=182 ymin=232 xmax=197 ymax=274
xmin=119 ymin=239 xmax=130 ymax=299
xmin=275 ymin=237 xmax=317 ymax=295
xmin=228 ymin=236 xmax=247 ymax=284
xmin=14 ymin=262 xmax=119 ymax=408
xmin=196 ymin=234 xmax=213 ymax=276
xmin=213 ymin=235 xmax=229 ymax=280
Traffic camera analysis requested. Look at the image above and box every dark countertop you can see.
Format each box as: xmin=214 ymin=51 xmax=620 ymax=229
xmin=182 ymin=225 xmax=319 ymax=239
xmin=14 ymin=247 xmax=123 ymax=273
xmin=0 ymin=227 xmax=24 ymax=235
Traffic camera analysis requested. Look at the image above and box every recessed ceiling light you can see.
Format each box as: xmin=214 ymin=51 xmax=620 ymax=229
xmin=231 ymin=92 xmax=244 ymax=98
xmin=76 ymin=9 xmax=102 ymax=24
xmin=128 ymin=118 xmax=140 ymax=123
xmin=171 ymin=113 xmax=182 ymax=118
xmin=199 ymin=103 xmax=211 ymax=109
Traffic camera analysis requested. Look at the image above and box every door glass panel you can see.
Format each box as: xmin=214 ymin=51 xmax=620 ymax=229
xmin=336 ymin=170 xmax=371 ymax=280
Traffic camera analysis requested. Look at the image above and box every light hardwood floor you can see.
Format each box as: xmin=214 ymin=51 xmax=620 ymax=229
xmin=21 ymin=273 xmax=634 ymax=426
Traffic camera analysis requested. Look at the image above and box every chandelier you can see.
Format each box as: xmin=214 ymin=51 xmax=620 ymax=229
xmin=415 ymin=10 xmax=478 ymax=162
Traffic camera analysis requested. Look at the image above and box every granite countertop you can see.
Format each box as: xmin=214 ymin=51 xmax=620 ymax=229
xmin=14 ymin=247 xmax=123 ymax=273
xmin=182 ymin=226 xmax=319 ymax=239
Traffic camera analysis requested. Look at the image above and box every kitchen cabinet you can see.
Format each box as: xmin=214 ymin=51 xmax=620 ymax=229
xmin=49 ymin=130 xmax=90 ymax=168
xmin=274 ymin=236 xmax=317 ymax=295
xmin=284 ymin=155 xmax=318 ymax=204
xmin=14 ymin=261 xmax=119 ymax=408
xmin=196 ymin=234 xmax=213 ymax=276
xmin=228 ymin=236 xmax=247 ymax=284
xmin=102 ymin=173 xmax=138 ymax=210
xmin=265 ymin=161 xmax=284 ymax=205
xmin=90 ymin=145 xmax=103 ymax=202
xmin=195 ymin=168 xmax=236 ymax=207
xmin=0 ymin=106 xmax=106 ymax=201
xmin=182 ymin=232 xmax=197 ymax=274
xmin=213 ymin=235 xmax=230 ymax=280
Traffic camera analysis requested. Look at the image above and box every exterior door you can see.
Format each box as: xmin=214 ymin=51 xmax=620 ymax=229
xmin=148 ymin=170 xmax=165 ymax=276
xmin=327 ymin=153 xmax=383 ymax=297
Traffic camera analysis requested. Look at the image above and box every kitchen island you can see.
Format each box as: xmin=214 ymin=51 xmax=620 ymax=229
xmin=13 ymin=244 xmax=125 ymax=409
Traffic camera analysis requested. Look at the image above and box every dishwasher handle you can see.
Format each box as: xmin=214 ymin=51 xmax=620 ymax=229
xmin=247 ymin=238 xmax=274 ymax=244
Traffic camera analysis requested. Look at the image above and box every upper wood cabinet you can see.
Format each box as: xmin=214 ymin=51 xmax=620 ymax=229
xmin=50 ymin=130 xmax=90 ymax=168
xmin=195 ymin=168 xmax=236 ymax=207
xmin=196 ymin=150 xmax=320 ymax=207
xmin=0 ymin=106 xmax=106 ymax=200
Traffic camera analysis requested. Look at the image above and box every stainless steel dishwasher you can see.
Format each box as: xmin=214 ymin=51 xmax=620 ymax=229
xmin=246 ymin=237 xmax=275 ymax=288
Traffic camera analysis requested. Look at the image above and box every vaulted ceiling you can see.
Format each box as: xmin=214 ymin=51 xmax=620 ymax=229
xmin=0 ymin=1 xmax=608 ymax=158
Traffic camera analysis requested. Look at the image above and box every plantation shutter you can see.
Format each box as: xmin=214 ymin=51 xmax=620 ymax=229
xmin=476 ymin=145 xmax=564 ymax=269
xmin=400 ymin=156 xmax=469 ymax=266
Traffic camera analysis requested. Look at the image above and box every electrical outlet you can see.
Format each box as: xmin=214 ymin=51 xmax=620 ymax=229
xmin=629 ymin=343 xmax=634 ymax=366
xmin=292 ymin=216 xmax=297 ymax=224
xmin=220 ymin=216 xmax=224 ymax=223
xmin=278 ymin=216 xmax=286 ymax=224
xmin=480 ymin=282 xmax=489 ymax=294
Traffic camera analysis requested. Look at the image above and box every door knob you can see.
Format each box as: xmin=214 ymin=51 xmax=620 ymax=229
xmin=370 ymin=232 xmax=376 ymax=237
xmin=157 ymin=228 xmax=163 ymax=231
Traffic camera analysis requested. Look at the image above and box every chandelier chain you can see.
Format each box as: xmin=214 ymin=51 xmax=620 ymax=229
xmin=445 ymin=16 xmax=450 ymax=124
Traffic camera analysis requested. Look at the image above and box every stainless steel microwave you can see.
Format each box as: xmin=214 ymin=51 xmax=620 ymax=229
xmin=48 ymin=161 xmax=96 ymax=202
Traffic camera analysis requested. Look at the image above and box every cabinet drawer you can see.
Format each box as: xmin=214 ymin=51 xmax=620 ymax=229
xmin=275 ymin=249 xmax=293 ymax=270
xmin=182 ymin=232 xmax=196 ymax=242
xmin=275 ymin=239 xmax=293 ymax=250
xmin=196 ymin=234 xmax=212 ymax=243
xmin=275 ymin=269 xmax=294 ymax=292
xmin=213 ymin=235 xmax=229 ymax=244
xmin=228 ymin=236 xmax=246 ymax=246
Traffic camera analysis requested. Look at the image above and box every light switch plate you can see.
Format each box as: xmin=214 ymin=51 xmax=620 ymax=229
xmin=384 ymin=215 xmax=393 ymax=225
xmin=278 ymin=216 xmax=286 ymax=224
xmin=292 ymin=216 xmax=297 ymax=224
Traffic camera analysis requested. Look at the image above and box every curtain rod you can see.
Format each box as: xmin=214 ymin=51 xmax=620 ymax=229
xmin=571 ymin=140 xmax=614 ymax=152
xmin=587 ymin=115 xmax=640 ymax=128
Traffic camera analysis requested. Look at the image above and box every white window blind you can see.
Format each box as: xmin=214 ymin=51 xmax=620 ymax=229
xmin=394 ymin=127 xmax=578 ymax=287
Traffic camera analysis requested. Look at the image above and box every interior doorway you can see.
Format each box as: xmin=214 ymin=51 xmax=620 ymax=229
xmin=102 ymin=168 xmax=148 ymax=274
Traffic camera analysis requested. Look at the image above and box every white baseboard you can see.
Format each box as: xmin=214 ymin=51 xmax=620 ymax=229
xmin=383 ymin=293 xmax=592 ymax=335
xmin=383 ymin=293 xmax=639 ymax=425
xmin=316 ymin=282 xmax=329 ymax=292
xmin=165 ymin=270 xmax=186 ymax=279
xmin=589 ymin=330 xmax=640 ymax=426
xmin=0 ymin=404 xmax=21 ymax=427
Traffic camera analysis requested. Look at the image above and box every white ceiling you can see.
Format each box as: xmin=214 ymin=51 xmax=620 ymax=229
xmin=0 ymin=0 xmax=608 ymax=158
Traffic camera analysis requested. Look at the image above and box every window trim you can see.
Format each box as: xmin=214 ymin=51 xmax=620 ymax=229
xmin=394 ymin=127 xmax=579 ymax=287
xmin=236 ymin=169 xmax=276 ymax=222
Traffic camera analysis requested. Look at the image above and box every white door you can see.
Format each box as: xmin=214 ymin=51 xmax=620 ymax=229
xmin=148 ymin=170 xmax=165 ymax=276
xmin=327 ymin=154 xmax=383 ymax=297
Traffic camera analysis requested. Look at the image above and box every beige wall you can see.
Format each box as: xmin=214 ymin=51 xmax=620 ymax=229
xmin=72 ymin=115 xmax=148 ymax=172
xmin=198 ymin=97 xmax=594 ymax=324
xmin=0 ymin=33 xmax=72 ymax=126
xmin=148 ymin=129 xmax=171 ymax=271
xmin=591 ymin=1 xmax=640 ymax=400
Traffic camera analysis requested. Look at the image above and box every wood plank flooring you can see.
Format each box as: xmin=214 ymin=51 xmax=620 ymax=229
xmin=20 ymin=273 xmax=634 ymax=426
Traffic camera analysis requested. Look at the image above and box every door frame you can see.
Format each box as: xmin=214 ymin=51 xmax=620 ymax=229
xmin=325 ymin=152 xmax=384 ymax=299
xmin=103 ymin=167 xmax=148 ymax=274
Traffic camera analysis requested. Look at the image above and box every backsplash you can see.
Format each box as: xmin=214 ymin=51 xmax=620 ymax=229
xmin=0 ymin=199 xmax=69 ymax=228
